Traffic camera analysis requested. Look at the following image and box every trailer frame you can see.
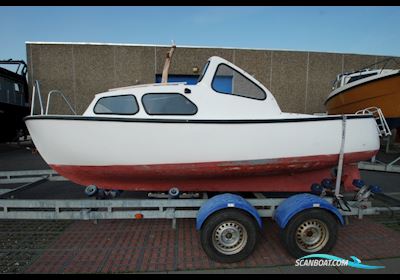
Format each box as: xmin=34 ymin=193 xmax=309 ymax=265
xmin=1 ymin=183 xmax=399 ymax=224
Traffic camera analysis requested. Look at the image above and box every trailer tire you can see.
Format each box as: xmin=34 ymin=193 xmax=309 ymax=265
xmin=200 ymin=209 xmax=259 ymax=263
xmin=280 ymin=208 xmax=338 ymax=259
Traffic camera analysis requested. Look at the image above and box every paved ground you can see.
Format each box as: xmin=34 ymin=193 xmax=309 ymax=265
xmin=0 ymin=220 xmax=72 ymax=273
xmin=0 ymin=216 xmax=399 ymax=274
xmin=0 ymin=143 xmax=48 ymax=171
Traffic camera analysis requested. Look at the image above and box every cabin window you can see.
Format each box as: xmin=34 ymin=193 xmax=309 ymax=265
xmin=94 ymin=95 xmax=139 ymax=115
xmin=347 ymin=72 xmax=377 ymax=84
xmin=212 ymin=64 xmax=266 ymax=100
xmin=142 ymin=93 xmax=197 ymax=115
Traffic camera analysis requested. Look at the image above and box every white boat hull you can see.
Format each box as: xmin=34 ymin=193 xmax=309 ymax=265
xmin=25 ymin=115 xmax=379 ymax=192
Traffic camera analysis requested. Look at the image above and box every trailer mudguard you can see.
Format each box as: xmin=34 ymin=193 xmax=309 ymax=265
xmin=273 ymin=193 xmax=344 ymax=229
xmin=196 ymin=193 xmax=262 ymax=230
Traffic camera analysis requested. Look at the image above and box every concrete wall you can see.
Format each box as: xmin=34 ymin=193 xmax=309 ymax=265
xmin=26 ymin=42 xmax=396 ymax=115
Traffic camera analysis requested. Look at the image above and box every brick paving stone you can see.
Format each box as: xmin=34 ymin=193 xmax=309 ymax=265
xmin=0 ymin=220 xmax=72 ymax=273
xmin=0 ymin=215 xmax=397 ymax=274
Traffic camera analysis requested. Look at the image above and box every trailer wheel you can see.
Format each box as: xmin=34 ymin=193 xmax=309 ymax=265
xmin=281 ymin=209 xmax=338 ymax=259
xmin=200 ymin=209 xmax=259 ymax=263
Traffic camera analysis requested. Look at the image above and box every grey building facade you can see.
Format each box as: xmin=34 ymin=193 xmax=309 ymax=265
xmin=26 ymin=42 xmax=397 ymax=116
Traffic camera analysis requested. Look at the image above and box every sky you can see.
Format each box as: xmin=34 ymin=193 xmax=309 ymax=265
xmin=1 ymin=6 xmax=400 ymax=68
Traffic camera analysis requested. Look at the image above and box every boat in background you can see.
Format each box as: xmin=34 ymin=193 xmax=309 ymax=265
xmin=25 ymin=49 xmax=380 ymax=194
xmin=0 ymin=60 xmax=30 ymax=142
xmin=325 ymin=58 xmax=400 ymax=129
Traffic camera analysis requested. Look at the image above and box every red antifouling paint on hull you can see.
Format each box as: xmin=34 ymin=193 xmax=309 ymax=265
xmin=50 ymin=150 xmax=377 ymax=192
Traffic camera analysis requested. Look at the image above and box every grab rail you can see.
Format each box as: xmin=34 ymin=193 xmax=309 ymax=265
xmin=31 ymin=80 xmax=76 ymax=116
xmin=30 ymin=80 xmax=44 ymax=115
xmin=46 ymin=90 xmax=77 ymax=115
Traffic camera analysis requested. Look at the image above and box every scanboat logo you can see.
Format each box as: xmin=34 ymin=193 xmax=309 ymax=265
xmin=295 ymin=254 xmax=385 ymax=270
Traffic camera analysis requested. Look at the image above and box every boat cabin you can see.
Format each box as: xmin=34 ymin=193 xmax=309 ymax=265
xmin=332 ymin=69 xmax=396 ymax=90
xmin=83 ymin=56 xmax=284 ymax=120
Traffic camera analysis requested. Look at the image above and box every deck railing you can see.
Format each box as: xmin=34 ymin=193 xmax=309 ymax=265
xmin=30 ymin=80 xmax=76 ymax=116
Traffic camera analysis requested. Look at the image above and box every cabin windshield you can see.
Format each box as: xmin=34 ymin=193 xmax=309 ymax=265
xmin=197 ymin=61 xmax=210 ymax=83
xmin=211 ymin=64 xmax=266 ymax=100
xmin=347 ymin=72 xmax=378 ymax=84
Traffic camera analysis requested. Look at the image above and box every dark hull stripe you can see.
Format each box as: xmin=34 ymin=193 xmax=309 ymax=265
xmin=24 ymin=114 xmax=372 ymax=124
